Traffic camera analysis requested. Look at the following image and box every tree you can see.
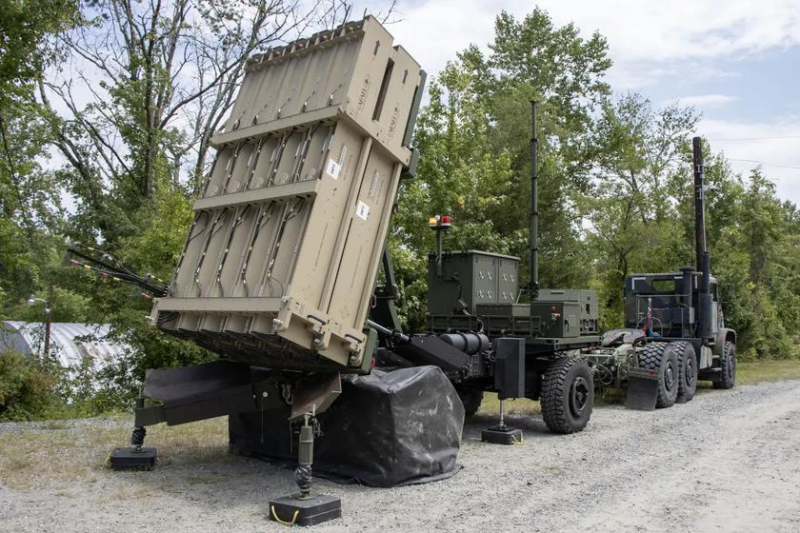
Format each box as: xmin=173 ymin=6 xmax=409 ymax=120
xmin=717 ymin=171 xmax=798 ymax=358
xmin=583 ymin=94 xmax=698 ymax=327
xmin=392 ymin=8 xmax=613 ymax=328
xmin=0 ymin=0 xmax=79 ymax=99
xmin=36 ymin=0 xmax=357 ymax=249
xmin=0 ymin=0 xmax=80 ymax=316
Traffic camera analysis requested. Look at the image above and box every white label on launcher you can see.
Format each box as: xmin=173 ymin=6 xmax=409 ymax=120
xmin=356 ymin=201 xmax=370 ymax=221
xmin=325 ymin=158 xmax=341 ymax=180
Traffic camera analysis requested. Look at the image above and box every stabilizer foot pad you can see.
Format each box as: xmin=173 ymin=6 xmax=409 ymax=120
xmin=481 ymin=427 xmax=523 ymax=445
xmin=269 ymin=494 xmax=342 ymax=527
xmin=109 ymin=447 xmax=157 ymax=471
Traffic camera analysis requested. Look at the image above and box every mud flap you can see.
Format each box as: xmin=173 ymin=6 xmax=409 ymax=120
xmin=625 ymin=368 xmax=659 ymax=411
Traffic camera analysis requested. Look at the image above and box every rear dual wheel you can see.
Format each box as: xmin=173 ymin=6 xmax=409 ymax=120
xmin=665 ymin=341 xmax=698 ymax=402
xmin=638 ymin=342 xmax=679 ymax=408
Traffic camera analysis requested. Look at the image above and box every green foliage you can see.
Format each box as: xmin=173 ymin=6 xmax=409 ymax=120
xmin=0 ymin=1 xmax=87 ymax=330
xmin=0 ymin=3 xmax=799 ymax=423
xmin=392 ymin=9 xmax=799 ymax=359
xmin=582 ymin=94 xmax=799 ymax=357
xmin=118 ymin=183 xmax=196 ymax=280
xmin=0 ymin=351 xmax=60 ymax=421
xmin=709 ymin=172 xmax=800 ymax=359
xmin=583 ymin=94 xmax=699 ymax=328
xmin=0 ymin=0 xmax=79 ymax=99
xmin=393 ymin=8 xmax=611 ymax=327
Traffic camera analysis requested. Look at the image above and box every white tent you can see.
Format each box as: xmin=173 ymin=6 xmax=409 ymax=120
xmin=0 ymin=321 xmax=129 ymax=369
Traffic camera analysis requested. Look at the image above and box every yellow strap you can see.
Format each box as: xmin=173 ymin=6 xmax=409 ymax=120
xmin=270 ymin=505 xmax=300 ymax=526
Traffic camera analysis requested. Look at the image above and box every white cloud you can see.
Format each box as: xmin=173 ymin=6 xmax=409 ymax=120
xmin=607 ymin=61 xmax=741 ymax=91
xmin=375 ymin=0 xmax=800 ymax=203
xmin=544 ymin=0 xmax=800 ymax=63
xmin=699 ymin=118 xmax=800 ymax=204
xmin=676 ymin=94 xmax=738 ymax=109
xmin=381 ymin=0 xmax=800 ymax=87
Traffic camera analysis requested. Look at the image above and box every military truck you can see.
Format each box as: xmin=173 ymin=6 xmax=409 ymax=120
xmin=77 ymin=23 xmax=599 ymax=450
xmin=579 ymin=137 xmax=736 ymax=410
xmin=370 ymin=249 xmax=599 ymax=434
xmin=66 ymin=15 xmax=731 ymax=526
xmin=67 ymin=17 xmax=598 ymax=524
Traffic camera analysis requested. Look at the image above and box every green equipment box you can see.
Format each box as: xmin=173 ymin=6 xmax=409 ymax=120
xmin=427 ymin=251 xmax=519 ymax=316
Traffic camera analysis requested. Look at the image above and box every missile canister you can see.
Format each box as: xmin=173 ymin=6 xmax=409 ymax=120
xmin=150 ymin=16 xmax=425 ymax=372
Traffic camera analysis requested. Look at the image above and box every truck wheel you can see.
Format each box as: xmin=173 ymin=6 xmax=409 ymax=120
xmin=713 ymin=341 xmax=736 ymax=390
xmin=666 ymin=341 xmax=697 ymax=402
xmin=639 ymin=342 xmax=679 ymax=408
xmin=456 ymin=386 xmax=484 ymax=417
xmin=541 ymin=357 xmax=593 ymax=434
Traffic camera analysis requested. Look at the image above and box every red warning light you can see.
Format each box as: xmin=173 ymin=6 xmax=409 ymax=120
xmin=429 ymin=215 xmax=452 ymax=230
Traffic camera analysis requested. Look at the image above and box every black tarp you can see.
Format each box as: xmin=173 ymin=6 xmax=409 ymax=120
xmin=229 ymin=365 xmax=465 ymax=487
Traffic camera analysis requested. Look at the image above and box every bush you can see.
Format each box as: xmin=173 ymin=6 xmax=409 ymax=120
xmin=0 ymin=351 xmax=61 ymax=421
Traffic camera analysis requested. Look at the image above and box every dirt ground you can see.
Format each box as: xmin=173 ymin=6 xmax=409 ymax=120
xmin=1 ymin=379 xmax=799 ymax=533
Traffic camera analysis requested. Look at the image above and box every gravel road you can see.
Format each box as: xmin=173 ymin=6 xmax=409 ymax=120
xmin=2 ymin=380 xmax=799 ymax=533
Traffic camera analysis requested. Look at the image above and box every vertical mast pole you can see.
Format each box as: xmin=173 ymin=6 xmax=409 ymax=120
xmin=530 ymin=101 xmax=540 ymax=302
xmin=693 ymin=136 xmax=707 ymax=271
xmin=693 ymin=136 xmax=713 ymax=339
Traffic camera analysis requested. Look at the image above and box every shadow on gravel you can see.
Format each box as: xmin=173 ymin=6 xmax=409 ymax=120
xmin=117 ymin=452 xmax=304 ymax=512
xmin=112 ymin=414 xmax=555 ymax=510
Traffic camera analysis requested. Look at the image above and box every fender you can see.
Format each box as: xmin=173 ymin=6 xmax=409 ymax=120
xmin=714 ymin=328 xmax=737 ymax=356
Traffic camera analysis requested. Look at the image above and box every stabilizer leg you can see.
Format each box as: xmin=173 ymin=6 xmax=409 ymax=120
xmin=269 ymin=412 xmax=342 ymax=527
xmin=109 ymin=396 xmax=157 ymax=471
xmin=481 ymin=398 xmax=523 ymax=445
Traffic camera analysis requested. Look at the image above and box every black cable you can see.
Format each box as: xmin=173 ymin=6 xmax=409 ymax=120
xmin=67 ymin=243 xmax=169 ymax=297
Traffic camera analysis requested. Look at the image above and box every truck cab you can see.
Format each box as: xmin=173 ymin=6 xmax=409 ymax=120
xmin=623 ymin=267 xmax=722 ymax=339
xmin=622 ymin=266 xmax=736 ymax=383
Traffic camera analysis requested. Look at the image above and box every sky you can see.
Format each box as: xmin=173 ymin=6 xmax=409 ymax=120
xmin=359 ymin=0 xmax=800 ymax=204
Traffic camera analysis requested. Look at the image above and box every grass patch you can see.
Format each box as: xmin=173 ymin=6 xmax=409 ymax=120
xmin=735 ymin=359 xmax=800 ymax=386
xmin=0 ymin=416 xmax=229 ymax=490
xmin=479 ymin=392 xmax=540 ymax=416
xmin=695 ymin=359 xmax=800 ymax=390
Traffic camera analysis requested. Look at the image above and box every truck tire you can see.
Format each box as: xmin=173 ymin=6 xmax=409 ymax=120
xmin=666 ymin=341 xmax=697 ymax=402
xmin=713 ymin=341 xmax=736 ymax=389
xmin=456 ymin=386 xmax=484 ymax=418
xmin=541 ymin=357 xmax=593 ymax=434
xmin=639 ymin=342 xmax=679 ymax=408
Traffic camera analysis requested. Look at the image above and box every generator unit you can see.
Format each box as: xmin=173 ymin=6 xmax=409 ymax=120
xmin=426 ymin=250 xmax=520 ymax=316
xmin=427 ymin=252 xmax=598 ymax=342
